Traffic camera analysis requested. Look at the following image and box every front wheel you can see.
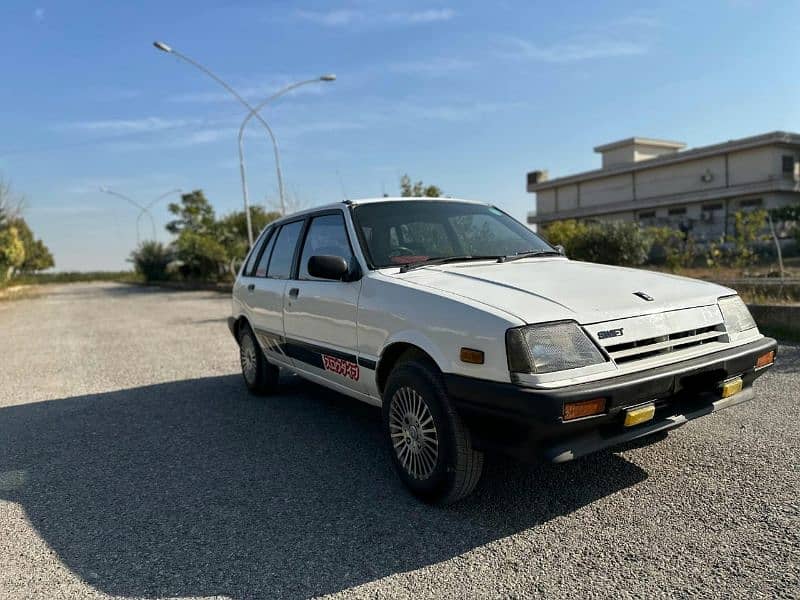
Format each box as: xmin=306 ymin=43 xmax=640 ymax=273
xmin=382 ymin=359 xmax=484 ymax=504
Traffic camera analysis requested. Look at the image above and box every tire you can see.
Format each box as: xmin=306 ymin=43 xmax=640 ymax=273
xmin=382 ymin=358 xmax=484 ymax=504
xmin=238 ymin=323 xmax=279 ymax=395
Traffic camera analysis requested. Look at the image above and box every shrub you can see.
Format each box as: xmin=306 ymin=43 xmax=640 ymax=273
xmin=730 ymin=209 xmax=767 ymax=268
xmin=129 ymin=241 xmax=172 ymax=282
xmin=568 ymin=221 xmax=650 ymax=266
xmin=174 ymin=231 xmax=228 ymax=281
xmin=0 ymin=225 xmax=25 ymax=282
xmin=540 ymin=219 xmax=590 ymax=257
xmin=646 ymin=227 xmax=697 ymax=271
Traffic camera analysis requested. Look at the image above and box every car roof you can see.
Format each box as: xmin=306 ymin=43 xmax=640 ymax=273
xmin=347 ymin=196 xmax=489 ymax=206
xmin=266 ymin=197 xmax=491 ymax=227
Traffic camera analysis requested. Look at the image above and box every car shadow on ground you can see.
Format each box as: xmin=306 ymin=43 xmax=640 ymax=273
xmin=0 ymin=374 xmax=648 ymax=599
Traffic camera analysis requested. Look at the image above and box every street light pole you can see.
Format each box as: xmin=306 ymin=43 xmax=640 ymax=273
xmin=101 ymin=187 xmax=181 ymax=244
xmin=238 ymin=75 xmax=335 ymax=243
xmin=138 ymin=188 xmax=182 ymax=242
xmin=153 ymin=42 xmax=332 ymax=245
xmin=100 ymin=187 xmax=148 ymax=245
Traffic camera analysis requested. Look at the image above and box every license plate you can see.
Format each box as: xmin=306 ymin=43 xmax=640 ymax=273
xmin=721 ymin=377 xmax=743 ymax=398
xmin=624 ymin=403 xmax=656 ymax=427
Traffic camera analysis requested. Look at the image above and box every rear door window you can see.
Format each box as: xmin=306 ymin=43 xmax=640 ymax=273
xmin=267 ymin=220 xmax=304 ymax=279
xmin=254 ymin=230 xmax=278 ymax=277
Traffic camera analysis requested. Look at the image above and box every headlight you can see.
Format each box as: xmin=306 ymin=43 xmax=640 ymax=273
xmin=718 ymin=295 xmax=756 ymax=334
xmin=506 ymin=321 xmax=606 ymax=374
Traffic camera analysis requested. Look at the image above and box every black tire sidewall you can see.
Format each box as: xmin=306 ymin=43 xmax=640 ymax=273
xmin=238 ymin=323 xmax=277 ymax=395
xmin=382 ymin=361 xmax=460 ymax=501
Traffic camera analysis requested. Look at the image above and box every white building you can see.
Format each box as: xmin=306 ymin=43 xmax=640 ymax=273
xmin=527 ymin=131 xmax=800 ymax=239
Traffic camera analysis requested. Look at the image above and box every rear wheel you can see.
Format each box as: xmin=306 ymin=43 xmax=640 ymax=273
xmin=382 ymin=358 xmax=483 ymax=504
xmin=238 ymin=324 xmax=279 ymax=395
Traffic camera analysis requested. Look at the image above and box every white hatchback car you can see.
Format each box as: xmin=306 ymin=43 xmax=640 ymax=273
xmin=229 ymin=197 xmax=777 ymax=503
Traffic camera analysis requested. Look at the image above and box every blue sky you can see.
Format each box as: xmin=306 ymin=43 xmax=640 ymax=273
xmin=1 ymin=0 xmax=799 ymax=270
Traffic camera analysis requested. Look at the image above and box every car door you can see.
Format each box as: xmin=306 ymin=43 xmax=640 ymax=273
xmin=282 ymin=210 xmax=364 ymax=393
xmin=246 ymin=219 xmax=305 ymax=368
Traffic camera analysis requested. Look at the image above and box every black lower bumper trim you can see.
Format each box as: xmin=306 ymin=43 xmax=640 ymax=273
xmin=444 ymin=337 xmax=777 ymax=461
xmin=545 ymin=387 xmax=754 ymax=463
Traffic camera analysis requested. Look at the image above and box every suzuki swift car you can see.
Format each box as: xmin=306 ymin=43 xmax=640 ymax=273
xmin=228 ymin=198 xmax=777 ymax=503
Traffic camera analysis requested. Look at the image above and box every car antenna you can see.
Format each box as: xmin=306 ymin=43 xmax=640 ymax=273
xmin=337 ymin=169 xmax=349 ymax=201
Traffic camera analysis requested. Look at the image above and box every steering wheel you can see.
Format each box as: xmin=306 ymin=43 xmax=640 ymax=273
xmin=388 ymin=246 xmax=417 ymax=258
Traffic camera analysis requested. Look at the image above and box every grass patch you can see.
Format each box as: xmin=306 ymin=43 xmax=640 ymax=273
xmin=1 ymin=271 xmax=142 ymax=289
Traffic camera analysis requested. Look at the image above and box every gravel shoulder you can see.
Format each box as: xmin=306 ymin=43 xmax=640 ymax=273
xmin=0 ymin=282 xmax=797 ymax=599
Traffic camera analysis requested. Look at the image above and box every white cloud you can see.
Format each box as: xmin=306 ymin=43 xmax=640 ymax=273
xmin=59 ymin=117 xmax=199 ymax=133
xmin=293 ymin=7 xmax=456 ymax=27
xmin=295 ymin=9 xmax=363 ymax=26
xmin=388 ymin=57 xmax=474 ymax=75
xmin=167 ymin=77 xmax=328 ymax=104
xmin=496 ymin=36 xmax=647 ymax=63
xmin=611 ymin=15 xmax=660 ymax=28
xmin=33 ymin=7 xmax=45 ymax=22
xmin=387 ymin=8 xmax=456 ymax=24
xmin=405 ymin=101 xmax=526 ymax=122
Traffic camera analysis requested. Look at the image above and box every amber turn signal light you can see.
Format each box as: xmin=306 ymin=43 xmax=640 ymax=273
xmin=459 ymin=348 xmax=485 ymax=364
xmin=755 ymin=350 xmax=775 ymax=369
xmin=563 ymin=397 xmax=607 ymax=421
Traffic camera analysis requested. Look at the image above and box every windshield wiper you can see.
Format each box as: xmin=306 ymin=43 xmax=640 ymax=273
xmin=497 ymin=250 xmax=562 ymax=263
xmin=399 ymin=255 xmax=501 ymax=273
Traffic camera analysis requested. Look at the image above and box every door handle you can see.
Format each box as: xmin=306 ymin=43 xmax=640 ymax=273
xmin=288 ymin=287 xmax=300 ymax=298
xmin=247 ymin=283 xmax=255 ymax=291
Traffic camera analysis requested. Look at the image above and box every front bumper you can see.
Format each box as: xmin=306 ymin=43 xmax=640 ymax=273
xmin=444 ymin=336 xmax=777 ymax=463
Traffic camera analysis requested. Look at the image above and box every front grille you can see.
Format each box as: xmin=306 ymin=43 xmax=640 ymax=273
xmin=604 ymin=325 xmax=726 ymax=365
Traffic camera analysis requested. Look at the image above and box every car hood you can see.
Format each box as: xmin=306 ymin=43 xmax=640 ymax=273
xmin=395 ymin=258 xmax=733 ymax=325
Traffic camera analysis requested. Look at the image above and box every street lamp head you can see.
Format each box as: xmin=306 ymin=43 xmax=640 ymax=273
xmin=153 ymin=41 xmax=173 ymax=53
xmin=319 ymin=74 xmax=336 ymax=82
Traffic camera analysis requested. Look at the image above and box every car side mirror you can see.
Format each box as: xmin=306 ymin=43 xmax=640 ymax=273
xmin=555 ymin=244 xmax=566 ymax=257
xmin=308 ymin=255 xmax=349 ymax=280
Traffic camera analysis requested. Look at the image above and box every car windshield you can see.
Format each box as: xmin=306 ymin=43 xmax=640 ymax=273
xmin=351 ymin=200 xmax=555 ymax=269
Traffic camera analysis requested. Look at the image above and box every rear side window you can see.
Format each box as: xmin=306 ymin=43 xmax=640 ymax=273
xmin=242 ymin=229 xmax=271 ymax=277
xmin=254 ymin=230 xmax=278 ymax=277
xmin=299 ymin=213 xmax=354 ymax=279
xmin=267 ymin=221 xmax=304 ymax=279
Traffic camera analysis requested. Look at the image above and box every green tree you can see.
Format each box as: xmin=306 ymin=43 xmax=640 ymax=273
xmin=770 ymin=203 xmax=800 ymax=245
xmin=646 ymin=226 xmax=696 ymax=271
xmin=174 ymin=230 xmax=228 ymax=281
xmin=10 ymin=218 xmax=54 ymax=273
xmin=166 ymin=190 xmax=216 ymax=235
xmin=540 ymin=219 xmax=590 ymax=257
xmin=730 ymin=209 xmax=767 ymax=268
xmin=0 ymin=225 xmax=25 ymax=281
xmin=129 ymin=241 xmax=172 ymax=282
xmin=215 ymin=206 xmax=281 ymax=262
xmin=400 ymin=174 xmax=443 ymax=198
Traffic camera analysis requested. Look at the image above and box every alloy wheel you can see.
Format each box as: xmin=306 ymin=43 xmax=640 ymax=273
xmin=389 ymin=386 xmax=439 ymax=480
xmin=240 ymin=334 xmax=258 ymax=385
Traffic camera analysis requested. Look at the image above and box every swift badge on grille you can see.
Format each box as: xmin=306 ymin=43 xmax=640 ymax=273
xmin=597 ymin=328 xmax=624 ymax=340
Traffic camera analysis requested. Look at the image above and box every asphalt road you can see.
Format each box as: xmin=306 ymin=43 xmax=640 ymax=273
xmin=0 ymin=282 xmax=798 ymax=600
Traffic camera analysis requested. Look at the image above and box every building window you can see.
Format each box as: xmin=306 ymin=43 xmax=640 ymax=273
xmin=701 ymin=203 xmax=724 ymax=225
xmin=637 ymin=210 xmax=657 ymax=226
xmin=783 ymin=155 xmax=796 ymax=173
xmin=667 ymin=207 xmax=687 ymax=216
xmin=739 ymin=198 xmax=763 ymax=209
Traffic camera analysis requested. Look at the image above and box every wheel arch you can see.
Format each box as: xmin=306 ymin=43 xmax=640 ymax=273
xmin=375 ymin=336 xmax=445 ymax=395
xmin=231 ymin=314 xmax=254 ymax=343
